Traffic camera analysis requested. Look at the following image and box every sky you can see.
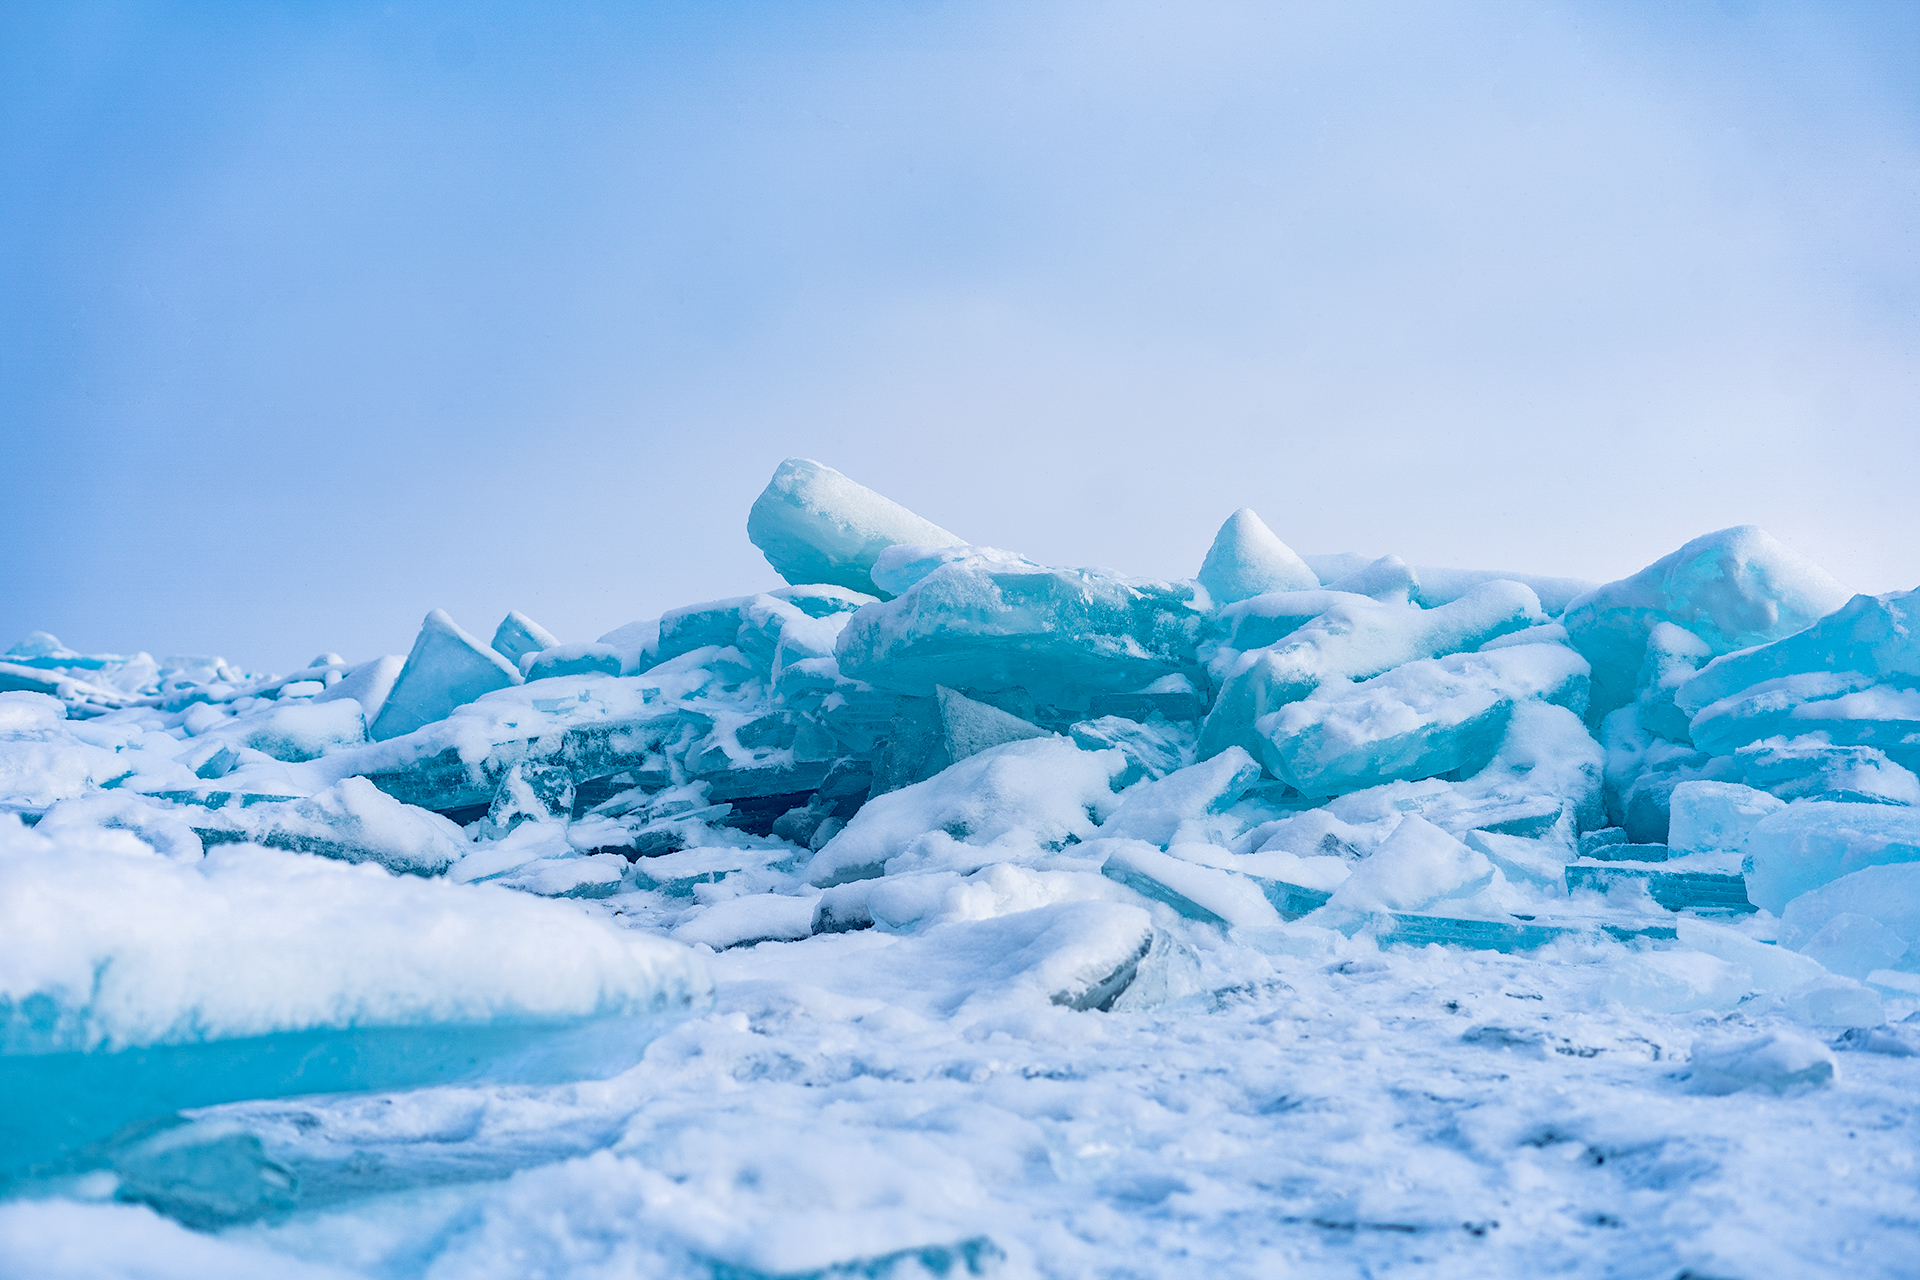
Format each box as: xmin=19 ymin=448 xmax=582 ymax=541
xmin=3 ymin=0 xmax=1916 ymax=673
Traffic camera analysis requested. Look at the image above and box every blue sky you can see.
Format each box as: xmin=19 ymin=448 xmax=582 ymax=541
xmin=4 ymin=1 xmax=1916 ymax=671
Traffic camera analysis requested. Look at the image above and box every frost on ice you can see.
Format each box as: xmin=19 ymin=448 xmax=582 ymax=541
xmin=4 ymin=458 xmax=1920 ymax=1277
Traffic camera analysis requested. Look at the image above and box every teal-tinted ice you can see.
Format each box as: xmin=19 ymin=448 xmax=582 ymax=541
xmin=1743 ymin=800 xmax=1920 ymax=914
xmin=1562 ymin=526 xmax=1850 ymax=724
xmin=491 ymin=610 xmax=559 ymax=669
xmin=1195 ymin=508 xmax=1319 ymax=604
xmin=369 ymin=610 xmax=523 ymax=741
xmin=1676 ymin=588 xmax=1920 ymax=716
xmin=746 ymin=458 xmax=962 ymax=598
xmin=834 ymin=559 xmax=1209 ymax=712
xmin=1257 ymin=644 xmax=1589 ymax=797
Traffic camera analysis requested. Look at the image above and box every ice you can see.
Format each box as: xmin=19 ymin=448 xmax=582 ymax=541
xmin=368 ymin=610 xmax=523 ymax=741
xmin=0 ymin=690 xmax=65 ymax=733
xmin=1258 ymin=644 xmax=1589 ymax=797
xmin=1301 ymin=555 xmax=1599 ymax=615
xmin=192 ymin=777 xmax=470 ymax=874
xmin=522 ymin=642 xmax=623 ymax=681
xmin=1324 ymin=554 xmax=1420 ymax=604
xmin=1322 ymin=816 xmax=1497 ymax=914
xmin=747 ymin=457 xmax=963 ymax=597
xmin=490 ymin=610 xmax=559 ymax=670
xmin=1687 ymin=1029 xmax=1837 ymax=1095
xmin=1098 ymin=747 xmax=1260 ymax=846
xmin=1067 ymin=714 xmax=1191 ymax=786
xmin=835 ymin=557 xmax=1209 ymax=712
xmin=1743 ymin=800 xmax=1920 ymax=913
xmin=310 ymin=652 xmax=402 ymax=725
xmin=1735 ymin=735 xmax=1920 ymax=804
xmin=671 ymin=893 xmax=819 ymax=949
xmin=1667 ymin=780 xmax=1786 ymax=854
xmin=1562 ymin=526 xmax=1851 ymax=722
xmin=1676 ymin=586 xmax=1920 ymax=716
xmin=1097 ymin=840 xmax=1283 ymax=928
xmin=1194 ymin=508 xmax=1319 ymax=603
xmin=0 ymin=815 xmax=711 ymax=1178
xmin=1779 ymin=861 xmax=1920 ymax=977
xmin=804 ymin=737 xmax=1126 ymax=886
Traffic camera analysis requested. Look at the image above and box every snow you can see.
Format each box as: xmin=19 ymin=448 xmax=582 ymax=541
xmin=4 ymin=474 xmax=1920 ymax=1277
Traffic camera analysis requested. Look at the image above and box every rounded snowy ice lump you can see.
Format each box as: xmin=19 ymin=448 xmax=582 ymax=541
xmin=0 ymin=814 xmax=712 ymax=1053
xmin=0 ymin=691 xmax=65 ymax=732
xmin=1743 ymin=800 xmax=1920 ymax=914
xmin=1196 ymin=508 xmax=1319 ymax=604
xmin=1561 ymin=525 xmax=1850 ymax=724
xmin=747 ymin=458 xmax=963 ymax=598
xmin=804 ymin=737 xmax=1128 ymax=887
xmin=1667 ymin=780 xmax=1786 ymax=855
xmin=1323 ymin=815 xmax=1494 ymax=914
xmin=1687 ymin=1029 xmax=1837 ymax=1095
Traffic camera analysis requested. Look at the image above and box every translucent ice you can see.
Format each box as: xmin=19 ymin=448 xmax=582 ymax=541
xmin=313 ymin=653 xmax=403 ymax=726
xmin=1780 ymin=862 xmax=1920 ymax=976
xmin=1258 ymin=644 xmax=1589 ymax=797
xmin=805 ymin=737 xmax=1126 ymax=886
xmin=1735 ymin=736 xmax=1920 ymax=805
xmin=1667 ymin=780 xmax=1786 ymax=854
xmin=523 ymin=643 xmax=623 ymax=681
xmin=1743 ymin=800 xmax=1920 ymax=913
xmin=1562 ymin=526 xmax=1850 ymax=723
xmin=1098 ymin=747 xmax=1260 ymax=847
xmin=1323 ymin=554 xmax=1419 ymax=604
xmin=490 ymin=610 xmax=559 ymax=670
xmin=369 ymin=610 xmax=523 ymax=742
xmin=196 ymin=777 xmax=468 ymax=875
xmin=1676 ymin=587 xmax=1920 ymax=716
xmin=747 ymin=457 xmax=962 ymax=597
xmin=1195 ymin=508 xmax=1319 ymax=604
xmin=1687 ymin=1029 xmax=1837 ymax=1095
xmin=1323 ymin=815 xmax=1497 ymax=914
xmin=835 ymin=559 xmax=1209 ymax=711
xmin=1068 ymin=714 xmax=1192 ymax=787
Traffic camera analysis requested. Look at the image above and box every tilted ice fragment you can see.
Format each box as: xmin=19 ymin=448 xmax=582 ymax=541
xmin=1781 ymin=862 xmax=1920 ymax=976
xmin=35 ymin=792 xmax=206 ymax=862
xmin=1069 ymin=714 xmax=1192 ymax=787
xmin=1199 ymin=581 xmax=1544 ymax=762
xmin=0 ymin=816 xmax=710 ymax=1179
xmin=1633 ymin=621 xmax=1713 ymax=742
xmin=369 ymin=610 xmax=523 ymax=742
xmin=491 ymin=610 xmax=559 ymax=670
xmin=1677 ymin=587 xmax=1920 ymax=716
xmin=804 ymin=737 xmax=1127 ymax=886
xmin=1562 ymin=526 xmax=1849 ymax=724
xmin=195 ymin=776 xmax=467 ymax=875
xmin=835 ymin=559 xmax=1209 ymax=710
xmin=1195 ymin=508 xmax=1319 ymax=604
xmin=747 ymin=457 xmax=962 ymax=597
xmin=314 ymin=653 xmax=404 ymax=726
xmin=1324 ymin=554 xmax=1419 ymax=604
xmin=1099 ymin=748 xmax=1260 ymax=847
xmin=1687 ymin=1029 xmax=1837 ymax=1094
xmin=523 ymin=643 xmax=624 ymax=681
xmin=872 ymin=543 xmax=1037 ymax=597
xmin=1258 ymin=644 xmax=1589 ymax=798
xmin=1743 ymin=800 xmax=1920 ymax=914
xmin=1667 ymin=780 xmax=1786 ymax=854
xmin=1688 ymin=672 xmax=1920 ymax=764
xmin=227 ymin=697 xmax=367 ymax=762
xmin=1735 ymin=736 xmax=1920 ymax=805
xmin=1098 ymin=839 xmax=1282 ymax=928
xmin=1323 ymin=815 xmax=1496 ymax=914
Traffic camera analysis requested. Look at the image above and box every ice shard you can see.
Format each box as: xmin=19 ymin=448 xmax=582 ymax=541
xmin=747 ymin=457 xmax=963 ymax=597
xmin=369 ymin=610 xmax=523 ymax=742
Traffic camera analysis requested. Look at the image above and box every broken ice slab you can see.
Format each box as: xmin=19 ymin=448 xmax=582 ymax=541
xmin=1676 ymin=586 xmax=1920 ymax=717
xmin=191 ymin=778 xmax=469 ymax=875
xmin=313 ymin=654 xmax=404 ymax=726
xmin=1069 ymin=714 xmax=1192 ymax=787
xmin=704 ymin=1236 xmax=1006 ymax=1280
xmin=1742 ymin=800 xmax=1920 ymax=914
xmin=0 ymin=660 xmax=140 ymax=717
xmin=1098 ymin=841 xmax=1283 ymax=928
xmin=1199 ymin=580 xmax=1546 ymax=763
xmin=490 ymin=610 xmax=559 ymax=670
xmin=1735 ymin=737 xmax=1920 ymax=805
xmin=629 ymin=843 xmax=802 ymax=896
xmin=1666 ymin=781 xmax=1786 ymax=855
xmin=1257 ymin=644 xmax=1590 ymax=797
xmin=1564 ymin=861 xmax=1755 ymax=914
xmin=835 ymin=557 xmax=1210 ymax=713
xmin=1086 ymin=674 xmax=1208 ymax=724
xmin=1300 ymin=555 xmax=1598 ymax=616
xmin=1687 ymin=671 xmax=1920 ymax=766
xmin=1561 ymin=525 xmax=1850 ymax=724
xmin=1100 ymin=748 xmax=1261 ymax=847
xmin=864 ymin=686 xmax=1050 ymax=796
xmin=369 ymin=610 xmax=523 ymax=742
xmin=1195 ymin=508 xmax=1320 ymax=604
xmin=670 ymin=894 xmax=819 ymax=950
xmin=654 ymin=587 xmax=873 ymax=671
xmin=523 ymin=643 xmax=623 ymax=681
xmin=747 ymin=457 xmax=963 ymax=597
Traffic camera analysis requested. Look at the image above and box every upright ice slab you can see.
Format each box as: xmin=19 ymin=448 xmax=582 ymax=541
xmin=1562 ymin=526 xmax=1849 ymax=723
xmin=1196 ymin=509 xmax=1319 ymax=604
xmin=370 ymin=610 xmax=524 ymax=742
xmin=747 ymin=458 xmax=962 ymax=598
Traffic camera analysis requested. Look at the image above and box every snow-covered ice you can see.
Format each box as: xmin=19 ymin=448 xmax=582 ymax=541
xmin=3 ymin=461 xmax=1919 ymax=1278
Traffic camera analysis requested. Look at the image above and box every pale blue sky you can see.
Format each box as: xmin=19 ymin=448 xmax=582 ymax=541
xmin=4 ymin=1 xmax=1916 ymax=671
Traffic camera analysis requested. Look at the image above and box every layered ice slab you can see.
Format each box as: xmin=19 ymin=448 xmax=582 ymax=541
xmin=369 ymin=610 xmax=523 ymax=742
xmin=835 ymin=554 xmax=1210 ymax=715
xmin=747 ymin=458 xmax=963 ymax=598
xmin=0 ymin=816 xmax=711 ymax=1183
xmin=1562 ymin=525 xmax=1850 ymax=722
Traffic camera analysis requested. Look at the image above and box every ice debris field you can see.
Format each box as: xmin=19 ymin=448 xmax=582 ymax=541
xmin=4 ymin=457 xmax=1920 ymax=1279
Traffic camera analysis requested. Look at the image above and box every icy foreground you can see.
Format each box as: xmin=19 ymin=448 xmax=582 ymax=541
xmin=2 ymin=463 xmax=1918 ymax=1278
